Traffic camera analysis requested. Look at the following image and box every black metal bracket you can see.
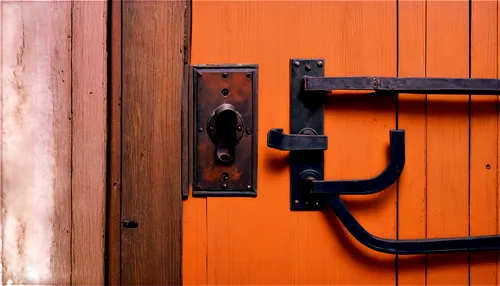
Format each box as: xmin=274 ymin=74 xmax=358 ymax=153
xmin=266 ymin=58 xmax=500 ymax=254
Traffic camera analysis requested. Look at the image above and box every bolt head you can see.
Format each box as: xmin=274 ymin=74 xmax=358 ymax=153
xmin=222 ymin=184 xmax=227 ymax=189
xmin=246 ymin=73 xmax=251 ymax=78
xmin=293 ymin=61 xmax=300 ymax=67
xmin=294 ymin=200 xmax=299 ymax=204
xmin=197 ymin=127 xmax=203 ymax=133
xmin=305 ymin=64 xmax=311 ymax=71
xmin=237 ymin=126 xmax=242 ymax=131
xmin=245 ymin=129 xmax=252 ymax=135
xmin=317 ymin=60 xmax=323 ymax=67
xmin=222 ymin=72 xmax=228 ymax=78
xmin=247 ymin=185 xmax=252 ymax=190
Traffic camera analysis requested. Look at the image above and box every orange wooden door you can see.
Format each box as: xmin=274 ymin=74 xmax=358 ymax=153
xmin=183 ymin=1 xmax=499 ymax=285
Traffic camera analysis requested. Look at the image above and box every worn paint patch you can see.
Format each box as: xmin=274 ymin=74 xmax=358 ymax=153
xmin=1 ymin=2 xmax=55 ymax=284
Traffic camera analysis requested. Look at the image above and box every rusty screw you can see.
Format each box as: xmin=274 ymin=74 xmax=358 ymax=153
xmin=222 ymin=184 xmax=227 ymax=189
xmin=237 ymin=126 xmax=242 ymax=131
xmin=294 ymin=200 xmax=300 ymax=205
xmin=305 ymin=64 xmax=311 ymax=71
xmin=247 ymin=185 xmax=252 ymax=190
xmin=294 ymin=61 xmax=300 ymax=67
xmin=246 ymin=129 xmax=252 ymax=135
xmin=221 ymin=88 xmax=230 ymax=97
xmin=317 ymin=60 xmax=323 ymax=67
xmin=197 ymin=127 xmax=203 ymax=133
xmin=222 ymin=172 xmax=229 ymax=181
xmin=222 ymin=72 xmax=228 ymax=78
xmin=246 ymin=73 xmax=251 ymax=78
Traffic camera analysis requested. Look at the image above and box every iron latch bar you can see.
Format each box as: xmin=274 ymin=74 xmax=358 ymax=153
xmin=266 ymin=58 xmax=500 ymax=255
xmin=303 ymin=76 xmax=500 ymax=95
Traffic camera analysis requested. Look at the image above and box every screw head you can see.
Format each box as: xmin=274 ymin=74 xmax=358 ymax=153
xmin=196 ymin=185 xmax=203 ymax=190
xmin=246 ymin=129 xmax=252 ymax=135
xmin=317 ymin=60 xmax=323 ymax=67
xmin=222 ymin=172 xmax=229 ymax=181
xmin=237 ymin=126 xmax=242 ymax=131
xmin=293 ymin=61 xmax=300 ymax=67
xmin=305 ymin=64 xmax=311 ymax=71
xmin=246 ymin=73 xmax=251 ymax=78
xmin=222 ymin=72 xmax=228 ymax=78
xmin=221 ymin=88 xmax=229 ymax=97
xmin=197 ymin=127 xmax=203 ymax=133
xmin=247 ymin=185 xmax=252 ymax=190
xmin=294 ymin=200 xmax=300 ymax=204
xmin=222 ymin=184 xmax=227 ymax=189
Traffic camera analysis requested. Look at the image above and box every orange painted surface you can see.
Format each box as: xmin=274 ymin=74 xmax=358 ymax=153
xmin=183 ymin=1 xmax=500 ymax=285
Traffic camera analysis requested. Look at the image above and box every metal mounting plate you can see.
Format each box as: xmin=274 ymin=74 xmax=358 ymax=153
xmin=192 ymin=64 xmax=258 ymax=197
xmin=289 ymin=58 xmax=325 ymax=210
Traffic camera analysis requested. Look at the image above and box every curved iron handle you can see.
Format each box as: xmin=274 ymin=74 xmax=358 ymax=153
xmin=267 ymin=128 xmax=328 ymax=151
xmin=311 ymin=130 xmax=405 ymax=195
xmin=322 ymin=195 xmax=500 ymax=254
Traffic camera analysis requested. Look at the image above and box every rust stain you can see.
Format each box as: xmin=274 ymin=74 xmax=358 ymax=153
xmin=11 ymin=17 xmax=27 ymax=125
xmin=16 ymin=20 xmax=25 ymax=66
xmin=17 ymin=224 xmax=26 ymax=255
xmin=10 ymin=68 xmax=28 ymax=127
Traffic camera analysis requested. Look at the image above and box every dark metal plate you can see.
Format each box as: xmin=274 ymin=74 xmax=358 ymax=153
xmin=192 ymin=64 xmax=258 ymax=197
xmin=289 ymin=58 xmax=325 ymax=210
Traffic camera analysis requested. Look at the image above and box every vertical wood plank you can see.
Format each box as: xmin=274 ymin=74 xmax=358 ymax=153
xmin=106 ymin=0 xmax=122 ymax=284
xmin=426 ymin=1 xmax=470 ymax=285
xmin=397 ymin=0 xmax=427 ymax=284
xmin=1 ymin=2 xmax=72 ymax=284
xmin=71 ymin=0 xmax=108 ymax=284
xmin=470 ymin=0 xmax=498 ymax=284
xmin=50 ymin=3 xmax=73 ymax=283
xmin=121 ymin=1 xmax=184 ymax=284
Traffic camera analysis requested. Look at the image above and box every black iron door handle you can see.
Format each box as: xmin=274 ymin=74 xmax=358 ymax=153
xmin=324 ymin=195 xmax=500 ymax=254
xmin=266 ymin=58 xmax=500 ymax=255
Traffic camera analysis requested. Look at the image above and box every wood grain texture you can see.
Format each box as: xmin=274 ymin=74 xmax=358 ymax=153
xmin=50 ymin=2 xmax=72 ymax=283
xmin=470 ymin=0 xmax=498 ymax=284
xmin=121 ymin=1 xmax=184 ymax=284
xmin=1 ymin=2 xmax=71 ymax=284
xmin=189 ymin=1 xmax=397 ymax=284
xmin=71 ymin=1 xmax=108 ymax=284
xmin=106 ymin=0 xmax=122 ymax=284
xmin=426 ymin=1 xmax=470 ymax=284
xmin=397 ymin=0 xmax=426 ymax=284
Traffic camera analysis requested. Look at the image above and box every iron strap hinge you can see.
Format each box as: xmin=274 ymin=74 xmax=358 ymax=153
xmin=266 ymin=58 xmax=500 ymax=255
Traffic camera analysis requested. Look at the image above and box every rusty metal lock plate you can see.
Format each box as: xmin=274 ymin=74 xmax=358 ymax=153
xmin=192 ymin=64 xmax=258 ymax=197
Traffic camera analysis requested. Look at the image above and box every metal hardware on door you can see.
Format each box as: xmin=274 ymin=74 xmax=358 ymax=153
xmin=266 ymin=58 xmax=500 ymax=255
xmin=192 ymin=64 xmax=258 ymax=197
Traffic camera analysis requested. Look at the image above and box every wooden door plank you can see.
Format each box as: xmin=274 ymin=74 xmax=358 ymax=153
xmin=71 ymin=1 xmax=108 ymax=284
xmin=190 ymin=1 xmax=397 ymax=284
xmin=470 ymin=0 xmax=498 ymax=284
xmin=121 ymin=1 xmax=184 ymax=284
xmin=106 ymin=0 xmax=122 ymax=284
xmin=426 ymin=2 xmax=470 ymax=285
xmin=397 ymin=0 xmax=426 ymax=284
xmin=1 ymin=2 xmax=72 ymax=284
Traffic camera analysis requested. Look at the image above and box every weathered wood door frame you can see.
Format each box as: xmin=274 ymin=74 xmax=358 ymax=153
xmin=106 ymin=0 xmax=190 ymax=284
